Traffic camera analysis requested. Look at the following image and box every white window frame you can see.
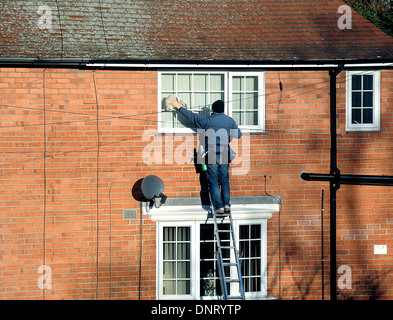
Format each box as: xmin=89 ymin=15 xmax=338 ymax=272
xmin=157 ymin=221 xmax=196 ymax=300
xmin=235 ymin=219 xmax=267 ymax=299
xmin=228 ymin=72 xmax=265 ymax=132
xmin=346 ymin=70 xmax=381 ymax=132
xmin=158 ymin=70 xmax=265 ymax=133
xmin=156 ymin=219 xmax=268 ymax=300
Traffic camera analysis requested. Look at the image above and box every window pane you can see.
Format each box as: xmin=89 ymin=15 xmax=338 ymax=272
xmin=164 ymin=227 xmax=175 ymax=241
xmin=363 ymin=108 xmax=373 ymax=124
xmin=246 ymin=76 xmax=258 ymax=91
xmin=232 ymin=111 xmax=241 ymax=125
xmin=210 ymin=74 xmax=224 ymax=91
xmin=251 ymin=225 xmax=261 ymax=239
xmin=177 ymin=262 xmax=190 ymax=278
xmin=161 ymin=111 xmax=175 ymax=128
xmin=251 ymin=240 xmax=261 ymax=257
xmin=240 ymin=225 xmax=249 ymax=240
xmin=162 ymin=74 xmax=175 ymax=91
xmin=201 ymin=266 xmax=215 ymax=296
xmin=245 ymin=111 xmax=258 ymax=126
xmin=194 ymin=74 xmax=207 ymax=91
xmin=352 ymin=75 xmax=361 ymax=90
xmin=163 ymin=262 xmax=176 ymax=279
xmin=363 ymin=92 xmax=373 ymax=108
xmin=232 ymin=76 xmax=243 ymax=91
xmin=252 ymin=259 xmax=261 ymax=276
xmin=352 ymin=92 xmax=361 ymax=108
xmin=232 ymin=93 xmax=243 ymax=109
xmin=195 ymin=93 xmax=207 ymax=110
xmin=163 ymin=280 xmax=176 ymax=294
xmin=164 ymin=243 xmax=175 ymax=260
xmin=200 ymin=224 xmax=214 ymax=240
xmin=177 ymin=243 xmax=190 ymax=260
xmin=177 ymin=92 xmax=191 ymax=108
xmin=210 ymin=92 xmax=224 ymax=104
xmin=178 ymin=227 xmax=190 ymax=241
xmin=200 ymin=243 xmax=214 ymax=259
xmin=363 ymin=75 xmax=373 ymax=90
xmin=177 ymin=280 xmax=190 ymax=294
xmin=240 ymin=240 xmax=249 ymax=256
xmin=178 ymin=74 xmax=191 ymax=90
xmin=352 ymin=109 xmax=361 ymax=124
xmin=245 ymin=93 xmax=258 ymax=110
xmin=251 ymin=277 xmax=260 ymax=291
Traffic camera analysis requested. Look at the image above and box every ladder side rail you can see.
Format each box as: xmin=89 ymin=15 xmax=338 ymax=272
xmin=213 ymin=208 xmax=229 ymax=300
xmin=228 ymin=212 xmax=246 ymax=300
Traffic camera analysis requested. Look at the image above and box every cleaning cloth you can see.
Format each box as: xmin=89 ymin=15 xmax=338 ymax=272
xmin=165 ymin=95 xmax=187 ymax=111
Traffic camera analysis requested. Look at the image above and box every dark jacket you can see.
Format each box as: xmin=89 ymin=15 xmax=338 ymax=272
xmin=178 ymin=107 xmax=242 ymax=163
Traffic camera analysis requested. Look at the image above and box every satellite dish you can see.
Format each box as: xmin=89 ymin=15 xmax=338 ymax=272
xmin=141 ymin=175 xmax=164 ymax=200
xmin=141 ymin=175 xmax=167 ymax=208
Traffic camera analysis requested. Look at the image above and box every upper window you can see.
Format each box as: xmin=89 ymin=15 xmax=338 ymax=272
xmin=346 ymin=70 xmax=381 ymax=132
xmin=158 ymin=71 xmax=265 ymax=132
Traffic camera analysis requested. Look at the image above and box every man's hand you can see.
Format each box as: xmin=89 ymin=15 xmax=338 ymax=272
xmin=171 ymin=99 xmax=181 ymax=110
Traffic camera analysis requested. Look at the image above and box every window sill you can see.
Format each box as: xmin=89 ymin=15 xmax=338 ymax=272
xmin=345 ymin=125 xmax=380 ymax=132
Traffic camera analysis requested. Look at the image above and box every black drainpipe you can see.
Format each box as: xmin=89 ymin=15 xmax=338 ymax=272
xmin=329 ymin=68 xmax=341 ymax=301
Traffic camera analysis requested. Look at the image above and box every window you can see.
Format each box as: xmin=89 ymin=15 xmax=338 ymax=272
xmin=157 ymin=220 xmax=267 ymax=300
xmin=159 ymin=71 xmax=265 ymax=132
xmin=346 ymin=70 xmax=381 ymax=132
xmin=162 ymin=226 xmax=191 ymax=296
xmin=239 ymin=224 xmax=263 ymax=293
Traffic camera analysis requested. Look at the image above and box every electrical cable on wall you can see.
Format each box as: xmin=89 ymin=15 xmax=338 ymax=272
xmin=42 ymin=68 xmax=47 ymax=300
xmin=277 ymin=72 xmax=283 ymax=300
xmin=92 ymin=71 xmax=101 ymax=300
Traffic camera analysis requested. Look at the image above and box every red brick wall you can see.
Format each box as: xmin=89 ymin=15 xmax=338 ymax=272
xmin=0 ymin=68 xmax=159 ymax=299
xmin=1 ymin=67 xmax=393 ymax=300
xmin=264 ymin=69 xmax=393 ymax=300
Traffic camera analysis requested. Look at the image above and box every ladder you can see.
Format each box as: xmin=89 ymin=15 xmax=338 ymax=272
xmin=212 ymin=207 xmax=246 ymax=300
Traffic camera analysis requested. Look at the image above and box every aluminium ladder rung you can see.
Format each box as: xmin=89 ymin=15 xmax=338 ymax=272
xmin=223 ymin=262 xmax=238 ymax=267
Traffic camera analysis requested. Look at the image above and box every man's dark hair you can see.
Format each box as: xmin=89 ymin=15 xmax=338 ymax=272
xmin=212 ymin=100 xmax=225 ymax=113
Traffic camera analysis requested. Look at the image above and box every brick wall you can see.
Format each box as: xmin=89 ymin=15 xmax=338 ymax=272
xmin=1 ymin=67 xmax=393 ymax=300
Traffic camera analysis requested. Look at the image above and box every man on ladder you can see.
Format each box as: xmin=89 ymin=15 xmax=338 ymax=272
xmin=169 ymin=98 xmax=242 ymax=214
xmin=170 ymin=97 xmax=245 ymax=300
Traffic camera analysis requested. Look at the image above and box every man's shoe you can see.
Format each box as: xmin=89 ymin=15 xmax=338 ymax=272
xmin=224 ymin=205 xmax=231 ymax=213
xmin=216 ymin=207 xmax=225 ymax=214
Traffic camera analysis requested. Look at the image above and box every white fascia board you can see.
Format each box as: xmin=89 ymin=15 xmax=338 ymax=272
xmin=86 ymin=62 xmax=393 ymax=69
xmin=86 ymin=62 xmax=339 ymax=69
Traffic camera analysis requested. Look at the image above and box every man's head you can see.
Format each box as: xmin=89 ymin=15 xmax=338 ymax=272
xmin=212 ymin=100 xmax=225 ymax=113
